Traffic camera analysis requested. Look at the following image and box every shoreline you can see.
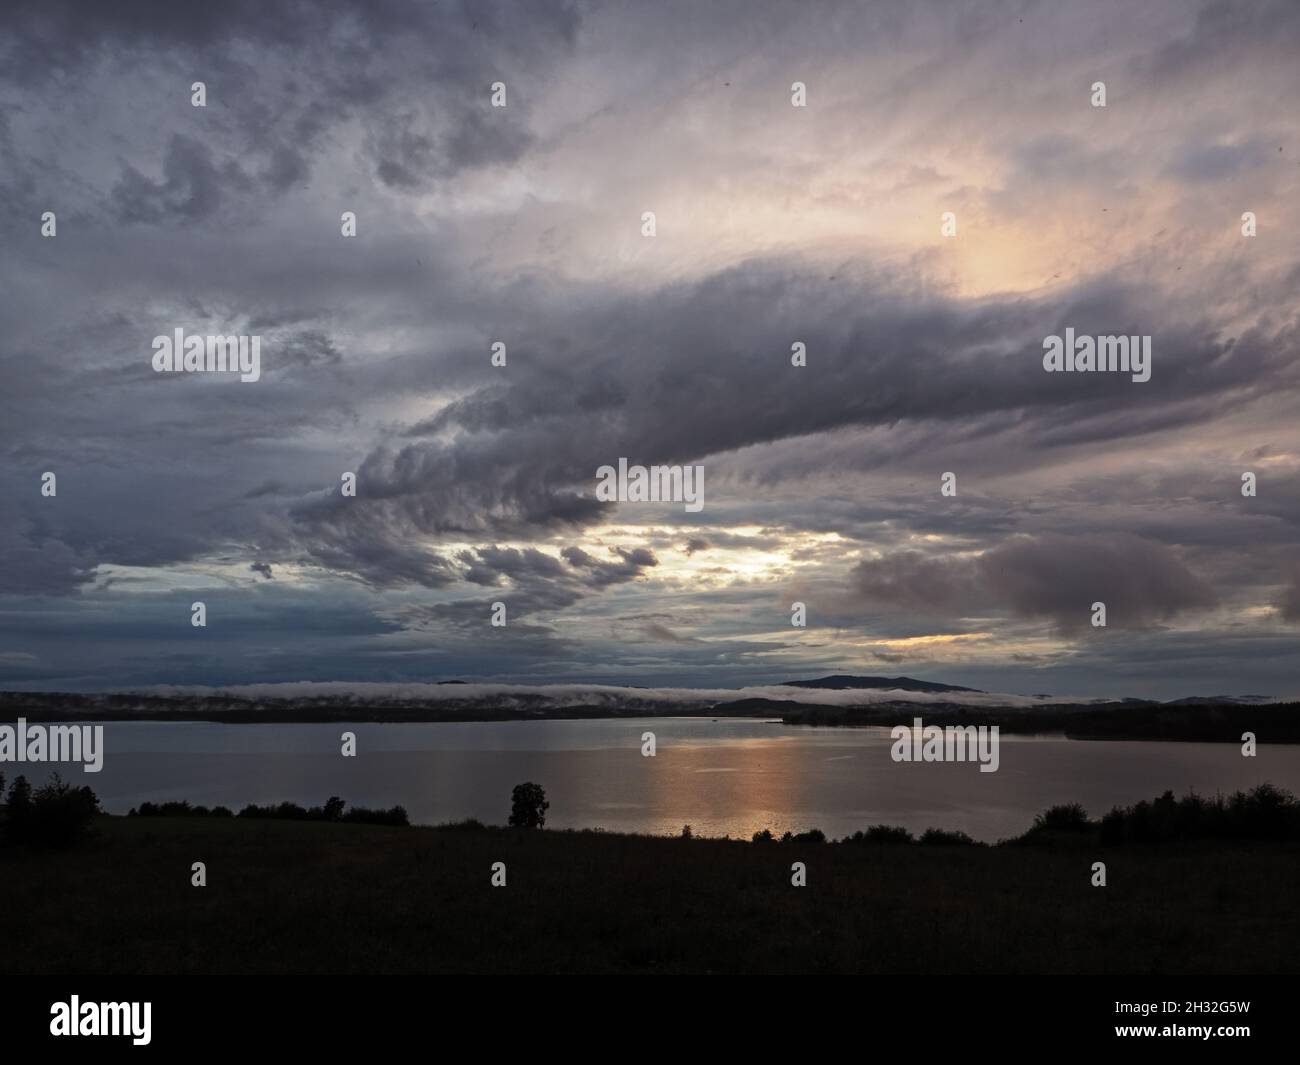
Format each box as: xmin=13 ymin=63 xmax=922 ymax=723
xmin=3 ymin=701 xmax=1299 ymax=743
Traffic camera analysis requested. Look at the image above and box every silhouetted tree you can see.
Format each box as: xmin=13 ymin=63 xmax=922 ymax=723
xmin=509 ymin=782 xmax=548 ymax=829
xmin=1090 ymin=784 xmax=1299 ymax=845
xmin=6 ymin=775 xmax=32 ymax=816
xmin=6 ymin=773 xmax=98 ymax=847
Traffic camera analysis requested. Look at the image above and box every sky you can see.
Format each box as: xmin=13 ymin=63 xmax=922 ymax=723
xmin=1 ymin=0 xmax=1298 ymax=699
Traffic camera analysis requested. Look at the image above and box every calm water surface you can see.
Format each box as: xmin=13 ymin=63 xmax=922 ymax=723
xmin=28 ymin=717 xmax=1300 ymax=842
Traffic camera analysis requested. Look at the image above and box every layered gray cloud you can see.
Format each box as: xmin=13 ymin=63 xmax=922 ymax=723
xmin=849 ymin=534 xmax=1214 ymax=633
xmin=1 ymin=0 xmax=1297 ymax=696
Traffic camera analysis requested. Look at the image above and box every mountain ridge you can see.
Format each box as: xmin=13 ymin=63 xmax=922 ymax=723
xmin=781 ymin=674 xmax=983 ymax=694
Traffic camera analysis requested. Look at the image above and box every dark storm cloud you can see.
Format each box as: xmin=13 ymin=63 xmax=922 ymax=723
xmin=848 ymin=550 xmax=982 ymax=615
xmin=371 ymin=541 xmax=660 ymax=663
xmin=459 ymin=546 xmax=569 ymax=587
xmin=284 ymin=501 xmax=464 ymax=590
xmin=0 ymin=525 xmax=97 ymax=597
xmin=366 ymin=106 xmax=536 ymax=189
xmin=242 ymin=481 xmax=289 ymax=500
xmin=561 ymin=546 xmax=658 ymax=585
xmin=111 ymin=135 xmax=241 ymax=223
xmin=276 ymin=330 xmax=345 ymax=370
xmin=2 ymin=0 xmax=579 ymax=223
xmin=849 ymin=533 xmax=1215 ymax=632
xmin=2 ymin=240 xmax=1296 ymax=612
xmin=1277 ymin=568 xmax=1300 ymax=624
xmin=278 ymin=261 xmax=1296 ymax=587
xmin=1 ymin=0 xmax=1297 ymax=694
xmin=451 ymin=543 xmax=658 ymax=614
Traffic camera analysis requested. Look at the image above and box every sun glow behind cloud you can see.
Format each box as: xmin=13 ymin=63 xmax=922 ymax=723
xmin=1 ymin=0 xmax=1299 ymax=698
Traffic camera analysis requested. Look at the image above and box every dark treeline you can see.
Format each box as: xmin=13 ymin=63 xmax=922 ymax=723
xmin=128 ymin=796 xmax=409 ymax=827
xmin=7 ymin=781 xmax=1298 ymax=850
xmin=780 ymin=701 xmax=1300 ymax=742
xmin=742 ymin=784 xmax=1300 ymax=847
xmin=746 ymin=825 xmax=973 ymax=845
xmin=0 ymin=772 xmax=100 ymax=848
xmin=0 ymin=691 xmax=759 ymax=724
xmin=0 ymin=778 xmax=409 ymax=849
xmin=1074 ymin=783 xmax=1300 ymax=845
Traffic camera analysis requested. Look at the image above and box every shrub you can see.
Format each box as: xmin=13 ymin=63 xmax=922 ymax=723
xmin=130 ymin=800 xmax=230 ymax=818
xmin=1099 ymin=807 xmax=1126 ymax=844
xmin=341 ymin=804 xmax=409 ymax=827
xmin=920 ymin=828 xmax=978 ymax=846
xmin=845 ymin=824 xmax=914 ymax=845
xmin=118 ymin=795 xmax=409 ymax=826
xmin=791 ymin=828 xmax=826 ymax=844
xmin=5 ymin=773 xmax=99 ymax=848
xmin=1031 ymin=803 xmax=1090 ymax=833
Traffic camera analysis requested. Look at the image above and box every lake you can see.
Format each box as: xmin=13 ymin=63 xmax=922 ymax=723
xmin=18 ymin=717 xmax=1300 ymax=842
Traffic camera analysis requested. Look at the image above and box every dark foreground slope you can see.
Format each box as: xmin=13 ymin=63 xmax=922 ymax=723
xmin=2 ymin=815 xmax=1297 ymax=975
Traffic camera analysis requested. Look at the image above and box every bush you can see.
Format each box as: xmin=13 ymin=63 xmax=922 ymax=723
xmin=751 ymin=828 xmax=775 ymax=843
xmin=129 ymin=800 xmax=196 ymax=817
xmin=130 ymin=796 xmax=406 ymax=826
xmin=508 ymin=782 xmax=548 ymax=829
xmin=5 ymin=773 xmax=99 ymax=848
xmin=844 ymin=824 xmax=914 ymax=845
xmin=790 ymin=828 xmax=825 ymax=844
xmin=769 ymin=827 xmax=821 ymax=847
xmin=234 ymin=798 xmax=410 ymax=826
xmin=920 ymin=828 xmax=978 ymax=846
xmin=341 ymin=804 xmax=409 ymax=827
xmin=1031 ymin=803 xmax=1090 ymax=833
xmin=1099 ymin=807 xmax=1126 ymax=844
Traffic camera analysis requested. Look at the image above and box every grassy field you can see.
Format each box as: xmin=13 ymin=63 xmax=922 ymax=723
xmin=2 ymin=815 xmax=1298 ymax=974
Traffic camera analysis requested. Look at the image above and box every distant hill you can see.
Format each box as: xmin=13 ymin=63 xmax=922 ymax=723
xmin=782 ymin=675 xmax=983 ymax=694
xmin=1 ymin=680 xmax=1292 ymax=735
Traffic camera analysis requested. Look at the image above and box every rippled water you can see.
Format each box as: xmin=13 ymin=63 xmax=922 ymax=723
xmin=21 ymin=717 xmax=1300 ymax=842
